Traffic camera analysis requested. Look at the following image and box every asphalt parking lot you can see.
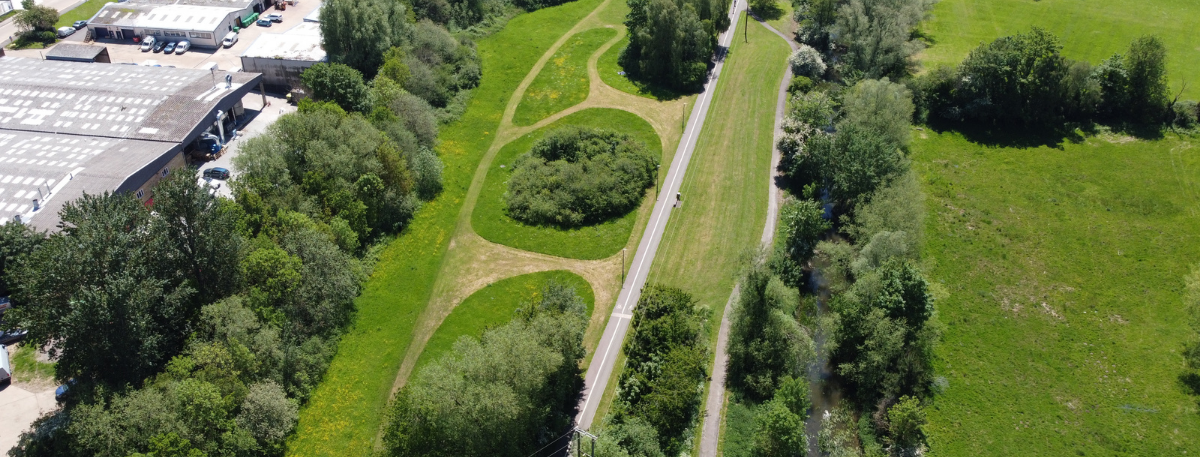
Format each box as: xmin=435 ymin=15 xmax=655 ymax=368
xmin=5 ymin=0 xmax=320 ymax=72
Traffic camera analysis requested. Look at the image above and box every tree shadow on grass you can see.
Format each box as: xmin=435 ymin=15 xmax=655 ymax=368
xmin=923 ymin=118 xmax=1081 ymax=150
xmin=749 ymin=3 xmax=786 ymax=22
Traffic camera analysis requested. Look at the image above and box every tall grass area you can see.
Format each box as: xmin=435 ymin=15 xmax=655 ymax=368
xmin=413 ymin=270 xmax=594 ymax=372
xmin=513 ymin=27 xmax=617 ymax=126
xmin=913 ymin=130 xmax=1200 ymax=454
xmin=284 ymin=0 xmax=606 ymax=455
xmin=919 ymin=0 xmax=1200 ymax=98
xmin=472 ymin=108 xmax=661 ymax=259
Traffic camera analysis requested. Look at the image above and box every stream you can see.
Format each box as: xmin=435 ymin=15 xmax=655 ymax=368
xmin=805 ymin=260 xmax=842 ymax=456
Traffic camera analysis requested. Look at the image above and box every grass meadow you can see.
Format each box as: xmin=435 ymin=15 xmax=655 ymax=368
xmin=513 ymin=27 xmax=617 ymax=126
xmin=913 ymin=130 xmax=1200 ymax=455
xmin=591 ymin=16 xmax=789 ymax=446
xmin=285 ymin=0 xmax=607 ymax=455
xmin=471 ymin=107 xmax=662 ymax=260
xmin=919 ymin=0 xmax=1200 ymax=98
xmin=411 ymin=270 xmax=595 ymax=372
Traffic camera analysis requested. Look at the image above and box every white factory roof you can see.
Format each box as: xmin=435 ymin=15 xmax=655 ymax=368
xmin=90 ymin=3 xmax=240 ymax=31
xmin=241 ymin=23 xmax=326 ymax=61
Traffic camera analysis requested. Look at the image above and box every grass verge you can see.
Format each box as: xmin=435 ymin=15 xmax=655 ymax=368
xmin=10 ymin=344 xmax=55 ymax=383
xmin=513 ymin=27 xmax=617 ymax=126
xmin=591 ymin=15 xmax=789 ymax=445
xmin=285 ymin=1 xmax=607 ymax=455
xmin=412 ymin=270 xmax=595 ymax=372
xmin=918 ymin=0 xmax=1199 ymax=98
xmin=913 ymin=129 xmax=1200 ymax=455
xmin=471 ymin=107 xmax=662 ymax=260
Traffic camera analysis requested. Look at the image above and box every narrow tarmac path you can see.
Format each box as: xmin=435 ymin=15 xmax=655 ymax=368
xmin=574 ymin=0 xmax=748 ymax=431
xmin=695 ymin=14 xmax=798 ymax=457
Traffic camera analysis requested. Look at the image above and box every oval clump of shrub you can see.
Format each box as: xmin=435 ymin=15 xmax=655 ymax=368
xmin=505 ymin=126 xmax=659 ymax=227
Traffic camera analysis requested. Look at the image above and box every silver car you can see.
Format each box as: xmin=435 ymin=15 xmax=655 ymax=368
xmin=175 ymin=40 xmax=191 ymax=54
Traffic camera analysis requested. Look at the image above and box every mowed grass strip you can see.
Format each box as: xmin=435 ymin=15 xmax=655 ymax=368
xmin=913 ymin=131 xmax=1200 ymax=455
xmin=285 ymin=1 xmax=606 ymax=455
xmin=513 ymin=27 xmax=617 ymax=126
xmin=472 ymin=108 xmax=661 ymax=260
xmin=592 ymin=16 xmax=789 ymax=432
xmin=919 ymin=0 xmax=1200 ymax=98
xmin=412 ymin=270 xmax=595 ymax=372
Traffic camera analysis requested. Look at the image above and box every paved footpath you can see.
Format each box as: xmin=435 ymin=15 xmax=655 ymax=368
xmin=695 ymin=15 xmax=799 ymax=457
xmin=574 ymin=0 xmax=749 ymax=431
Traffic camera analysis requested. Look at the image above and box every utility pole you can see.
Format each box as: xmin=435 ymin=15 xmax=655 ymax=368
xmin=572 ymin=428 xmax=597 ymax=457
xmin=621 ymin=248 xmax=627 ymax=282
xmin=743 ymin=9 xmax=748 ymax=43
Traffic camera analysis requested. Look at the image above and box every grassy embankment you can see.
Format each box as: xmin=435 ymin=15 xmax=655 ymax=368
xmin=915 ymin=131 xmax=1200 ymax=455
xmin=412 ymin=270 xmax=595 ymax=371
xmin=285 ymin=0 xmax=606 ymax=455
xmin=56 ymin=0 xmax=108 ymax=27
xmin=919 ymin=0 xmax=1199 ymax=99
xmin=472 ymin=108 xmax=662 ymax=260
xmin=590 ymin=16 xmax=790 ymax=446
xmin=512 ymin=27 xmax=617 ymax=126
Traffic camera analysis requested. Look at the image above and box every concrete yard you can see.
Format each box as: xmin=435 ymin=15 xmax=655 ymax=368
xmin=0 ymin=346 xmax=57 ymax=455
xmin=5 ymin=0 xmax=321 ymax=73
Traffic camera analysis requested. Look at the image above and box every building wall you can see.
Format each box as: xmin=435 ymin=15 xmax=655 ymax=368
xmin=239 ymin=56 xmax=318 ymax=90
xmin=87 ymin=1 xmax=267 ymax=48
xmin=129 ymin=150 xmax=186 ymax=204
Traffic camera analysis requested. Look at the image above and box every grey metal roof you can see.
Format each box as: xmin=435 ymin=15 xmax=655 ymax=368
xmin=0 ymin=57 xmax=261 ymax=230
xmin=45 ymin=44 xmax=108 ymax=61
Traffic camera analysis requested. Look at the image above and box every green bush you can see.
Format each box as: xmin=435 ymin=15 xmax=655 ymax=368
xmin=787 ymin=75 xmax=814 ymax=95
xmin=505 ymin=126 xmax=658 ymax=227
xmin=1175 ymin=100 xmax=1199 ymax=128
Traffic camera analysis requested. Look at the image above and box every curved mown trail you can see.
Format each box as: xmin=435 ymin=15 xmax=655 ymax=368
xmin=287 ymin=0 xmax=688 ymax=454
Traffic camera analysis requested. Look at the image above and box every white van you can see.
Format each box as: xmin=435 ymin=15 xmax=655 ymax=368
xmin=221 ymin=31 xmax=239 ymax=48
xmin=0 ymin=345 xmax=11 ymax=384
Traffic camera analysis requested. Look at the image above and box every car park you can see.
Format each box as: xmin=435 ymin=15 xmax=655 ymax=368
xmin=56 ymin=26 xmax=76 ymax=38
xmin=163 ymin=41 xmax=177 ymax=53
xmin=140 ymin=36 xmax=156 ymax=52
xmin=72 ymin=20 xmax=87 ymax=29
xmin=221 ymin=31 xmax=238 ymax=48
xmin=153 ymin=40 xmax=167 ymax=52
xmin=266 ymin=13 xmax=283 ymax=22
xmin=203 ymin=167 xmax=231 ymax=180
xmin=256 ymin=18 xmax=272 ymax=27
xmin=174 ymin=40 xmax=190 ymax=54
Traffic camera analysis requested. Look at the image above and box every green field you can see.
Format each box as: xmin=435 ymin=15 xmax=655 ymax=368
xmin=919 ymin=0 xmax=1200 ymax=99
xmin=285 ymin=0 xmax=607 ymax=455
xmin=513 ymin=27 xmax=617 ymax=126
xmin=913 ymin=130 xmax=1200 ymax=455
xmin=412 ymin=270 xmax=595 ymax=371
xmin=10 ymin=344 xmax=55 ymax=382
xmin=471 ymin=108 xmax=661 ymax=260
xmin=56 ymin=0 xmax=108 ymax=27
xmin=591 ymin=16 xmax=789 ymax=444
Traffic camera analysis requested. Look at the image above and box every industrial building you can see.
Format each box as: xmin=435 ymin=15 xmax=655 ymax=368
xmin=45 ymin=43 xmax=112 ymax=63
xmin=86 ymin=0 xmax=273 ymax=48
xmin=0 ymin=56 xmax=263 ymax=230
xmin=239 ymin=22 xmax=325 ymax=90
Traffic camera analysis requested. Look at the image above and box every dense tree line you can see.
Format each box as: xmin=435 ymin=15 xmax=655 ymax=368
xmin=5 ymin=170 xmax=362 ymax=457
xmin=382 ymin=281 xmax=588 ymax=456
xmin=619 ymin=0 xmax=731 ymax=92
xmin=506 ymin=126 xmax=659 ymax=227
xmin=791 ymin=0 xmax=933 ymax=81
xmin=319 ymin=0 xmax=481 ymax=121
xmin=599 ymin=285 xmax=709 ymax=456
xmin=767 ymin=69 xmax=938 ymax=454
xmin=912 ymin=29 xmax=1186 ymax=129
